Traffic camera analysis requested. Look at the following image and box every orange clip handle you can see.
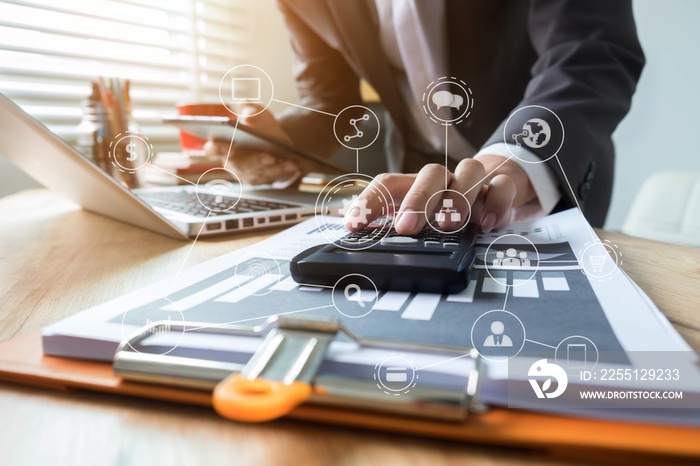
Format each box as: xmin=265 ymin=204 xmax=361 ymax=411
xmin=212 ymin=374 xmax=312 ymax=423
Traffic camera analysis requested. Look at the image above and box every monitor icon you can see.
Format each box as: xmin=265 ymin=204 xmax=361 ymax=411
xmin=231 ymin=77 xmax=261 ymax=103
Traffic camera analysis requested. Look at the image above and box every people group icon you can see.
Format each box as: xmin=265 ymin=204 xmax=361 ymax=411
xmin=483 ymin=321 xmax=513 ymax=347
xmin=493 ymin=248 xmax=531 ymax=269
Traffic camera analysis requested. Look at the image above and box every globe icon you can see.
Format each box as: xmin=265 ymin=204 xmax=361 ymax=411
xmin=515 ymin=118 xmax=551 ymax=149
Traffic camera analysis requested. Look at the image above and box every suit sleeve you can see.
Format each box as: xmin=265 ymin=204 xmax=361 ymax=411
xmin=481 ymin=0 xmax=645 ymax=220
xmin=275 ymin=0 xmax=363 ymax=157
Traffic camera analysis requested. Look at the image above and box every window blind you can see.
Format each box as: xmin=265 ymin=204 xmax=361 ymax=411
xmin=0 ymin=0 xmax=249 ymax=151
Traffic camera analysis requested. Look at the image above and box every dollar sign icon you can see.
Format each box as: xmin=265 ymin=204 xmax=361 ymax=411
xmin=125 ymin=140 xmax=138 ymax=163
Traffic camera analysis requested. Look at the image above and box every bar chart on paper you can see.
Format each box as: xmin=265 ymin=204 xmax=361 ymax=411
xmin=44 ymin=211 xmax=640 ymax=368
xmin=113 ymin=240 xmax=627 ymax=363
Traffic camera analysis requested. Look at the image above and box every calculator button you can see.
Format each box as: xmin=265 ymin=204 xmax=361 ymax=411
xmin=341 ymin=237 xmax=358 ymax=243
xmin=443 ymin=242 xmax=460 ymax=249
xmin=380 ymin=236 xmax=419 ymax=245
xmin=424 ymin=240 xmax=441 ymax=247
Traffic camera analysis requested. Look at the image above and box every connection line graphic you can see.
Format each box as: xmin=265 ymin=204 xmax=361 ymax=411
xmin=295 ymin=283 xmax=334 ymax=289
xmin=463 ymin=154 xmax=515 ymax=196
xmin=183 ymin=304 xmax=336 ymax=332
xmin=272 ymin=98 xmax=338 ymax=117
xmin=525 ymin=339 xmax=557 ymax=349
xmin=146 ymin=163 xmax=196 ymax=185
xmin=223 ymin=117 xmax=239 ymax=167
xmin=445 ymin=124 xmax=449 ymax=189
xmin=415 ymin=352 xmax=475 ymax=372
xmin=166 ymin=211 xmax=211 ymax=296
xmin=554 ymin=154 xmax=597 ymax=242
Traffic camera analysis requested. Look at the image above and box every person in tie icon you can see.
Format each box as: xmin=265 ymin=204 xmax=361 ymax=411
xmin=483 ymin=321 xmax=513 ymax=347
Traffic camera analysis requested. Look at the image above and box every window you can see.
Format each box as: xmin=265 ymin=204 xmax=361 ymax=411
xmin=0 ymin=0 xmax=249 ymax=151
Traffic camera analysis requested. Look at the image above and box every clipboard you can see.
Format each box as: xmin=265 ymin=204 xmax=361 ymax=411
xmin=113 ymin=316 xmax=485 ymax=422
xmin=1 ymin=318 xmax=699 ymax=463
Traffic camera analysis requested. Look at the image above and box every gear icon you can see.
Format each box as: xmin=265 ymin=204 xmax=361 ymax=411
xmin=339 ymin=195 xmax=371 ymax=228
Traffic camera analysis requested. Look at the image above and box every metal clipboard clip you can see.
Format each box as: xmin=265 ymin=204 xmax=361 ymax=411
xmin=114 ymin=315 xmax=485 ymax=423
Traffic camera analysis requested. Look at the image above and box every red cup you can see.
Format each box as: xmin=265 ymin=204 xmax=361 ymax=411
xmin=176 ymin=103 xmax=230 ymax=154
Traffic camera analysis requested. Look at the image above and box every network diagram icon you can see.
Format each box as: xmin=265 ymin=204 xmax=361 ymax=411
xmin=435 ymin=199 xmax=461 ymax=223
xmin=338 ymin=195 xmax=371 ymax=229
xmin=344 ymin=114 xmax=370 ymax=142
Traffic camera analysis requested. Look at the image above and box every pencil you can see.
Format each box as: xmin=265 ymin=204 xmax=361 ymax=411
xmin=96 ymin=77 xmax=117 ymax=175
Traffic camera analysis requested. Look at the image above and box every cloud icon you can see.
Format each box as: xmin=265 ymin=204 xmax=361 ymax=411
xmin=432 ymin=90 xmax=464 ymax=110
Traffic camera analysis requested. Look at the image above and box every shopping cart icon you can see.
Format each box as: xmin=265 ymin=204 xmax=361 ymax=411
xmin=589 ymin=254 xmax=607 ymax=273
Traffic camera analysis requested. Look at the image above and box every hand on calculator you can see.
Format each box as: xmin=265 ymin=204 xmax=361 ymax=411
xmin=345 ymin=156 xmax=537 ymax=235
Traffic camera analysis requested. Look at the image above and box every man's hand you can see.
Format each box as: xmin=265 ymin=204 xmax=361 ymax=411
xmin=203 ymin=103 xmax=301 ymax=186
xmin=346 ymin=155 xmax=537 ymax=234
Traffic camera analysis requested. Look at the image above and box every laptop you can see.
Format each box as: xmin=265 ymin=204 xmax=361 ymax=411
xmin=0 ymin=92 xmax=320 ymax=240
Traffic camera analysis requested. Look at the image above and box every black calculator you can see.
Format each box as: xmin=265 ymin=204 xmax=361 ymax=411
xmin=290 ymin=218 xmax=478 ymax=294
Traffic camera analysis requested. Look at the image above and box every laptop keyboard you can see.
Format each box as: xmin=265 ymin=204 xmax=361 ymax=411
xmin=137 ymin=191 xmax=299 ymax=217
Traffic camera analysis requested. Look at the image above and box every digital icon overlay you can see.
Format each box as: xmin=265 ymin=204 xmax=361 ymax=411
xmin=109 ymin=130 xmax=152 ymax=173
xmin=332 ymin=273 xmax=377 ymax=318
xmin=422 ymin=76 xmax=474 ymax=125
xmin=578 ymin=239 xmax=622 ymax=281
xmin=512 ymin=118 xmax=551 ymax=149
xmin=374 ymin=353 xmax=418 ymax=396
xmin=231 ymin=77 xmax=262 ymax=103
xmin=425 ymin=189 xmax=471 ymax=234
xmin=333 ymin=106 xmax=380 ymax=150
xmin=219 ymin=64 xmax=274 ymax=117
xmin=344 ymin=113 xmax=370 ymax=142
xmin=503 ymin=105 xmax=564 ymax=163
xmin=195 ymin=167 xmax=242 ymax=213
xmin=338 ymin=194 xmax=371 ymax=230
xmin=315 ymin=173 xmax=393 ymax=249
xmin=485 ymin=234 xmax=540 ymax=286
xmin=483 ymin=321 xmax=514 ymax=347
xmin=234 ymin=252 xmax=282 ymax=298
xmin=555 ymin=335 xmax=600 ymax=372
xmin=120 ymin=296 xmax=185 ymax=355
xmin=471 ymin=310 xmax=526 ymax=361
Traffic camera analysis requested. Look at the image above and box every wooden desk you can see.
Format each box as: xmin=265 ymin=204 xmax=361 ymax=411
xmin=1 ymin=189 xmax=698 ymax=466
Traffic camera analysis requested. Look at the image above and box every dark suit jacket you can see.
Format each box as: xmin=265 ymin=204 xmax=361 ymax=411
xmin=275 ymin=0 xmax=645 ymax=227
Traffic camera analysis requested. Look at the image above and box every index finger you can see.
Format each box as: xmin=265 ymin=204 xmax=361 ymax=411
xmin=342 ymin=173 xmax=411 ymax=231
xmin=437 ymin=159 xmax=487 ymax=231
xmin=394 ymin=164 xmax=452 ymax=235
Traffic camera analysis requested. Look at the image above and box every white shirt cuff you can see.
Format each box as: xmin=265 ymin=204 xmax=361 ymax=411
xmin=474 ymin=143 xmax=561 ymax=215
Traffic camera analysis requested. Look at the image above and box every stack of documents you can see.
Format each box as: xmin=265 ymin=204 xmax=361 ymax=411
xmin=43 ymin=209 xmax=700 ymax=425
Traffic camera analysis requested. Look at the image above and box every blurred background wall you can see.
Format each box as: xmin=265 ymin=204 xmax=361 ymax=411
xmin=607 ymin=0 xmax=700 ymax=229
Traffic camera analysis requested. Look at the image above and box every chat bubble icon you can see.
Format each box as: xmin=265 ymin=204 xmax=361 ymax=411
xmin=432 ymin=91 xmax=463 ymax=110
xmin=432 ymin=90 xmax=453 ymax=109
